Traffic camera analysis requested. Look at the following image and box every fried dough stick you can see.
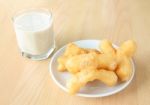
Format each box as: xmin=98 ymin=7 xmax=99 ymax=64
xmin=57 ymin=43 xmax=100 ymax=71
xmin=116 ymin=40 xmax=137 ymax=81
xmin=67 ymin=69 xmax=118 ymax=94
xmin=66 ymin=52 xmax=117 ymax=74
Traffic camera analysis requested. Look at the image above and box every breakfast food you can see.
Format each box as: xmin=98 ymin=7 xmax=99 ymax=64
xmin=57 ymin=43 xmax=86 ymax=71
xmin=57 ymin=40 xmax=136 ymax=94
xmin=57 ymin=43 xmax=100 ymax=71
xmin=67 ymin=69 xmax=118 ymax=94
xmin=66 ymin=52 xmax=117 ymax=74
xmin=118 ymin=40 xmax=136 ymax=57
xmin=116 ymin=55 xmax=132 ymax=81
xmin=100 ymin=40 xmax=136 ymax=81
xmin=116 ymin=40 xmax=137 ymax=81
xmin=100 ymin=39 xmax=116 ymax=55
xmin=66 ymin=53 xmax=99 ymax=74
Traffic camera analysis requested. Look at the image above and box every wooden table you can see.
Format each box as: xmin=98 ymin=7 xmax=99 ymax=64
xmin=0 ymin=0 xmax=150 ymax=105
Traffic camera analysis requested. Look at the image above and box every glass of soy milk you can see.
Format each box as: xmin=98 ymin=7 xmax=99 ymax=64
xmin=13 ymin=9 xmax=55 ymax=60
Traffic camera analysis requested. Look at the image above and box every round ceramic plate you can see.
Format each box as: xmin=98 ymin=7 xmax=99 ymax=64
xmin=49 ymin=40 xmax=135 ymax=98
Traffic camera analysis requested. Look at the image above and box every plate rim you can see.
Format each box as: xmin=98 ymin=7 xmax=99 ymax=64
xmin=49 ymin=39 xmax=135 ymax=98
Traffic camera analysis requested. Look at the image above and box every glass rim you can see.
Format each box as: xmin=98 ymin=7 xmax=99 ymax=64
xmin=12 ymin=8 xmax=53 ymax=30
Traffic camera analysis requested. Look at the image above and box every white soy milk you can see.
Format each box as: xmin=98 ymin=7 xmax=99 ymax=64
xmin=14 ymin=11 xmax=54 ymax=55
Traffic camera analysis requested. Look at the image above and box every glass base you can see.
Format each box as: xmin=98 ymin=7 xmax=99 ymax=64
xmin=21 ymin=45 xmax=55 ymax=60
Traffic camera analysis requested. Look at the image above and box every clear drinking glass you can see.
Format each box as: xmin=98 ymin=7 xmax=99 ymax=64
xmin=12 ymin=9 xmax=55 ymax=60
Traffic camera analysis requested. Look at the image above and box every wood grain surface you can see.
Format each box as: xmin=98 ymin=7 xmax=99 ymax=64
xmin=0 ymin=0 xmax=150 ymax=105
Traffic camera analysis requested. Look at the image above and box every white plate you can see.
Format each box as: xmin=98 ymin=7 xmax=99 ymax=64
xmin=49 ymin=40 xmax=135 ymax=98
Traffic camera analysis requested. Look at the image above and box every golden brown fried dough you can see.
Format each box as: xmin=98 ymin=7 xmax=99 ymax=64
xmin=66 ymin=53 xmax=99 ymax=73
xmin=57 ymin=43 xmax=87 ymax=71
xmin=98 ymin=40 xmax=117 ymax=70
xmin=67 ymin=69 xmax=118 ymax=94
xmin=66 ymin=52 xmax=117 ymax=73
xmin=119 ymin=40 xmax=137 ymax=57
xmin=97 ymin=54 xmax=117 ymax=71
xmin=116 ymin=40 xmax=136 ymax=81
xmin=64 ymin=43 xmax=87 ymax=56
xmin=100 ymin=39 xmax=116 ymax=55
xmin=57 ymin=56 xmax=67 ymax=71
xmin=57 ymin=40 xmax=137 ymax=95
xmin=116 ymin=55 xmax=132 ymax=81
xmin=57 ymin=43 xmax=101 ymax=71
